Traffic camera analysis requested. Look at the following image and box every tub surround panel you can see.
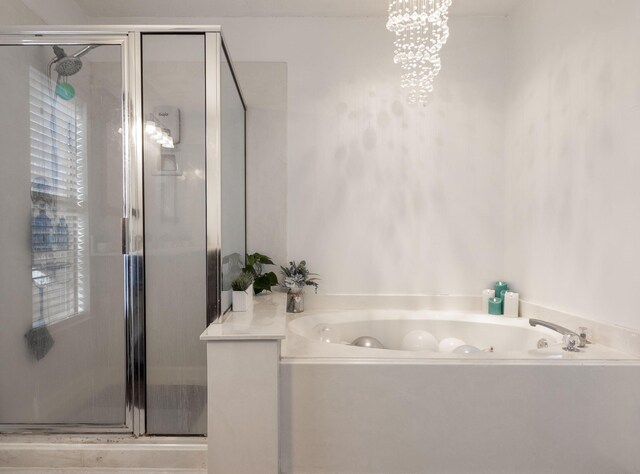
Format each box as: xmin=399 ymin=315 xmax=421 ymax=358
xmin=203 ymin=342 xmax=280 ymax=474
xmin=200 ymin=293 xmax=286 ymax=474
xmin=280 ymin=363 xmax=640 ymax=473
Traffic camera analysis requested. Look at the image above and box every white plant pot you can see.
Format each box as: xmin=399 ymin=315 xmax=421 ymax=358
xmin=232 ymin=283 xmax=253 ymax=312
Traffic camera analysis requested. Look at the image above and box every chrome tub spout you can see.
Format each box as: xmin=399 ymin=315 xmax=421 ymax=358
xmin=529 ymin=319 xmax=586 ymax=351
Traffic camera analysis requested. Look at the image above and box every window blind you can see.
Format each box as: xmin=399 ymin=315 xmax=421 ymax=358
xmin=30 ymin=67 xmax=87 ymax=327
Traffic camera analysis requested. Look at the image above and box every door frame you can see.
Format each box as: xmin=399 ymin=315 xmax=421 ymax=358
xmin=0 ymin=26 xmax=241 ymax=436
xmin=0 ymin=32 xmax=140 ymax=435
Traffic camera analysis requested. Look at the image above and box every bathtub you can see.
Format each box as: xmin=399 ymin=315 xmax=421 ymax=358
xmin=284 ymin=309 xmax=631 ymax=360
xmin=279 ymin=306 xmax=640 ymax=473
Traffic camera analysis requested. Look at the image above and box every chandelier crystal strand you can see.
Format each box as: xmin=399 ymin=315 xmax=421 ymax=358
xmin=387 ymin=0 xmax=452 ymax=105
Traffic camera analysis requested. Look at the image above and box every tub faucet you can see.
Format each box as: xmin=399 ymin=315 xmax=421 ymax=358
xmin=529 ymin=319 xmax=586 ymax=351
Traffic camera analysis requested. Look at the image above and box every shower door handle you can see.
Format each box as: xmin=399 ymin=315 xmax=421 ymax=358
xmin=121 ymin=217 xmax=128 ymax=255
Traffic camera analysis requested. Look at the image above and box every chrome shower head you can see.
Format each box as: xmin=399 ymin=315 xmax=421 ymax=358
xmin=50 ymin=45 xmax=99 ymax=77
xmin=47 ymin=45 xmax=100 ymax=100
xmin=55 ymin=55 xmax=83 ymax=76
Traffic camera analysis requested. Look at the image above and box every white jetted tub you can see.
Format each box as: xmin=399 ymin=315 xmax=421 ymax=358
xmin=284 ymin=309 xmax=628 ymax=360
xmin=279 ymin=307 xmax=640 ymax=473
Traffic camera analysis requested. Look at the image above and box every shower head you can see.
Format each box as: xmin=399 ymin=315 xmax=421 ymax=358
xmin=51 ymin=45 xmax=82 ymax=76
xmin=48 ymin=45 xmax=100 ymax=100
xmin=50 ymin=44 xmax=99 ymax=77
xmin=55 ymin=55 xmax=83 ymax=76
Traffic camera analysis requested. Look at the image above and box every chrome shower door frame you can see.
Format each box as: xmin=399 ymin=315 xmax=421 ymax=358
xmin=205 ymin=32 xmax=222 ymax=325
xmin=0 ymin=31 xmax=142 ymax=435
xmin=207 ymin=32 xmax=248 ymax=323
xmin=0 ymin=26 xmax=243 ymax=435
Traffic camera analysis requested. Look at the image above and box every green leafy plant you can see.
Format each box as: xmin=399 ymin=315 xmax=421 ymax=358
xmin=281 ymin=260 xmax=319 ymax=293
xmin=231 ymin=271 xmax=254 ymax=292
xmin=243 ymin=252 xmax=279 ymax=295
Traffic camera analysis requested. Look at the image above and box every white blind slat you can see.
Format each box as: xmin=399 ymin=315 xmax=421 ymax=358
xmin=30 ymin=66 xmax=87 ymax=326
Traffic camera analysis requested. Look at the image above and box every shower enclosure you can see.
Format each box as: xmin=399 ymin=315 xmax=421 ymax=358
xmin=0 ymin=27 xmax=246 ymax=436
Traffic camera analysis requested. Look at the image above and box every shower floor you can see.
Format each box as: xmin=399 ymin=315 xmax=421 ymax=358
xmin=146 ymin=384 xmax=207 ymax=435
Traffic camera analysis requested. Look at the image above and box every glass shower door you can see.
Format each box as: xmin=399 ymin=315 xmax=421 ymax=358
xmin=141 ymin=33 xmax=208 ymax=435
xmin=0 ymin=40 xmax=127 ymax=428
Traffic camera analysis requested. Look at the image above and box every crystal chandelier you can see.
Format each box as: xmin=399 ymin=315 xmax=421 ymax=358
xmin=387 ymin=0 xmax=452 ymax=105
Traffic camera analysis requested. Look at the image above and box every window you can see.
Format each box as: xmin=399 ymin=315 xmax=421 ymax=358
xmin=30 ymin=66 xmax=87 ymax=327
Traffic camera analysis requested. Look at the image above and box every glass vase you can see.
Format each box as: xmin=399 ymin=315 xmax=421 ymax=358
xmin=286 ymin=288 xmax=304 ymax=313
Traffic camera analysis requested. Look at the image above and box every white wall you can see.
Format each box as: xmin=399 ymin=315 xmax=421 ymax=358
xmin=504 ymin=0 xmax=640 ymax=329
xmin=0 ymin=0 xmax=44 ymax=24
xmin=191 ymin=11 xmax=640 ymax=329
xmin=234 ymin=62 xmax=288 ymax=270
xmin=200 ymin=17 xmax=509 ymax=295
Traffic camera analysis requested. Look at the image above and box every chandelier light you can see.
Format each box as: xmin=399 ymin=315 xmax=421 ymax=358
xmin=386 ymin=0 xmax=452 ymax=105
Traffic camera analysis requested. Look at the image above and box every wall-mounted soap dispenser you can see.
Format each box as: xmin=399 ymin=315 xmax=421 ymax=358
xmin=153 ymin=106 xmax=180 ymax=145
xmin=150 ymin=106 xmax=182 ymax=176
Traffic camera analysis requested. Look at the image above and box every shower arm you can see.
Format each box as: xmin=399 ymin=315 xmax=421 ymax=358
xmin=49 ymin=45 xmax=98 ymax=66
xmin=72 ymin=45 xmax=99 ymax=58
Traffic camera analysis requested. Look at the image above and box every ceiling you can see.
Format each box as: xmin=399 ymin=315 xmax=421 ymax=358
xmin=72 ymin=0 xmax=522 ymax=19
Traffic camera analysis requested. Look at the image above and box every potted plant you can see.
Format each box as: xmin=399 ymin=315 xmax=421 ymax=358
xmin=281 ymin=260 xmax=319 ymax=313
xmin=231 ymin=272 xmax=254 ymax=312
xmin=243 ymin=252 xmax=279 ymax=295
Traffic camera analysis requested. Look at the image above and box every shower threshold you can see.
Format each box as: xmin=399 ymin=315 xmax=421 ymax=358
xmin=0 ymin=434 xmax=206 ymax=471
